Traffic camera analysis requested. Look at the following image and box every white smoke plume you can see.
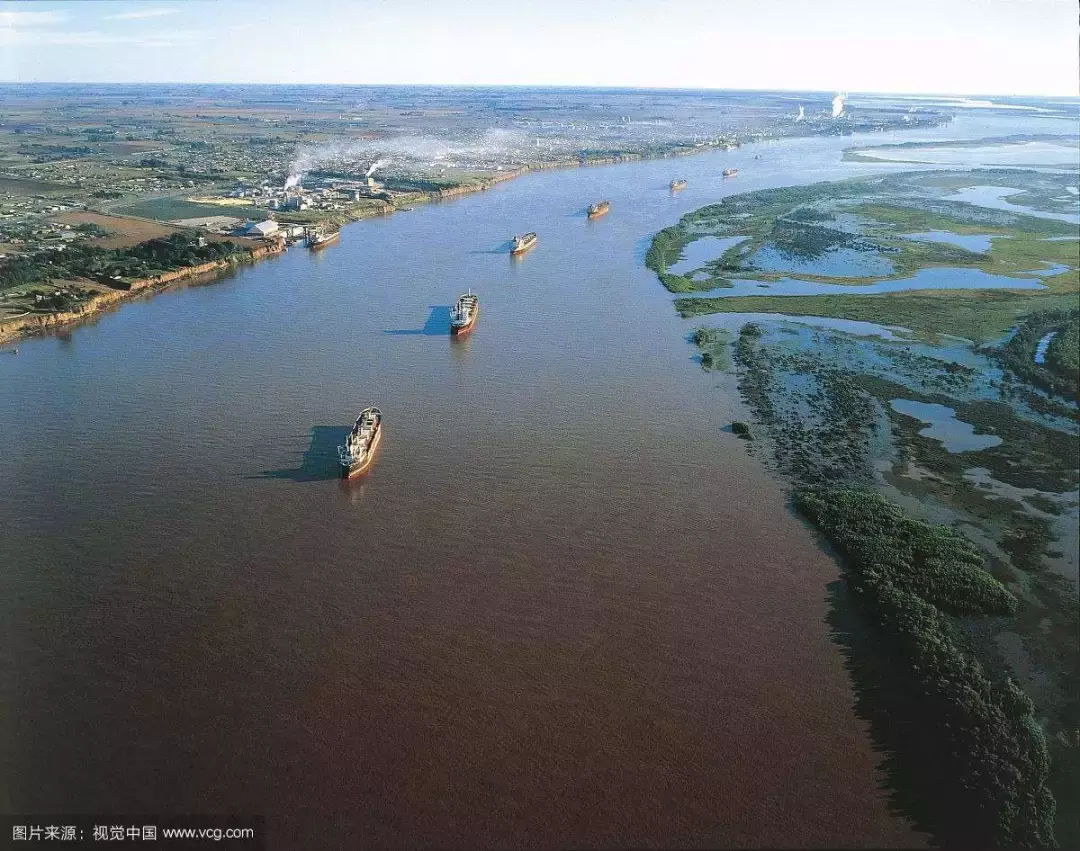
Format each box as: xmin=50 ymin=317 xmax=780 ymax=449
xmin=832 ymin=93 xmax=847 ymax=119
xmin=795 ymin=105 xmax=805 ymax=122
xmin=284 ymin=119 xmax=738 ymax=181
xmin=284 ymin=174 xmax=301 ymax=189
xmin=287 ymin=128 xmax=555 ymax=177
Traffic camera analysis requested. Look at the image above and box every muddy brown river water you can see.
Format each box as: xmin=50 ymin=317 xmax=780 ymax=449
xmin=4 ymin=111 xmax=1070 ymax=848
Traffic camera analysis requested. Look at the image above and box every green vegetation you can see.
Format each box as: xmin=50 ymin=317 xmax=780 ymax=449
xmin=989 ymin=309 xmax=1080 ymax=400
xmin=733 ymin=324 xmax=877 ymax=485
xmin=720 ymin=320 xmax=1072 ymax=845
xmin=645 ymin=226 xmax=693 ymax=292
xmin=852 ymin=200 xmax=1074 ymax=239
xmin=677 ymin=290 xmax=1080 ymax=343
xmin=731 ymin=421 xmax=752 ymax=439
xmin=653 ymin=170 xmax=1077 ymax=337
xmin=0 ymin=232 xmax=249 ymax=292
xmin=73 ymin=222 xmax=111 ymax=237
xmin=858 ymin=374 xmax=1078 ymax=494
xmin=797 ymin=487 xmax=1016 ymax=615
xmin=692 ymin=326 xmax=732 ymax=371
xmin=1001 ymin=518 xmax=1055 ymax=573
xmin=767 ymin=216 xmax=881 ymax=261
xmin=36 ymin=289 xmax=92 ymax=312
xmin=1025 ymin=494 xmax=1063 ymax=516
xmin=796 ymin=486 xmax=1054 ymax=848
xmin=658 ymin=168 xmax=1077 ymax=849
xmin=1045 ymin=313 xmax=1079 ymax=385
xmin=114 ymin=197 xmax=264 ymax=222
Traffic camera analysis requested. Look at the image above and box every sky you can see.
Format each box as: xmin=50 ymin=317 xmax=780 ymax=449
xmin=0 ymin=0 xmax=1077 ymax=97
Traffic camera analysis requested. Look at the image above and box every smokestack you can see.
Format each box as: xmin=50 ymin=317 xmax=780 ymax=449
xmin=365 ymin=158 xmax=390 ymax=178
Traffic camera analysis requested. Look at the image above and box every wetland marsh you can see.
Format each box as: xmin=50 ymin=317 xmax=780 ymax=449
xmin=672 ymin=162 xmax=1079 ymax=847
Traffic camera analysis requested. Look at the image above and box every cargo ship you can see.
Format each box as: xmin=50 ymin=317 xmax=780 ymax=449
xmin=670 ymin=179 xmax=687 ymax=191
xmin=450 ymin=291 xmax=479 ymax=336
xmin=722 ymin=168 xmax=739 ymax=178
xmin=338 ymin=407 xmax=382 ymax=477
xmin=510 ymin=232 xmax=538 ymax=255
xmin=586 ymin=200 xmax=610 ymax=219
xmin=306 ymin=227 xmax=340 ymax=249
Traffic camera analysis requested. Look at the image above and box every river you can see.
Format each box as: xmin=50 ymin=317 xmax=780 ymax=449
xmin=2 ymin=109 xmax=1073 ymax=848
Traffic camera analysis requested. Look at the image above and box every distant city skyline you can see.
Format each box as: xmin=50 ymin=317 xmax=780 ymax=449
xmin=1 ymin=0 xmax=1078 ymax=97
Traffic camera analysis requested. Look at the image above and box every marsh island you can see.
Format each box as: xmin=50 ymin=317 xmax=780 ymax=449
xmin=652 ymin=165 xmax=1080 ymax=847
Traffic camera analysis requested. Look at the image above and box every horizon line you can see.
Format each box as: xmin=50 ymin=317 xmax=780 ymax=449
xmin=1 ymin=80 xmax=1078 ymax=101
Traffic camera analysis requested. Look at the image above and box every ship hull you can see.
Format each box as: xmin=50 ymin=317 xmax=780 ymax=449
xmin=510 ymin=234 xmax=537 ymax=255
xmin=341 ymin=422 xmax=382 ymax=477
xmin=308 ymin=232 xmax=340 ymax=250
xmin=450 ymin=310 xmax=479 ymax=336
xmin=587 ymin=207 xmax=609 ymax=219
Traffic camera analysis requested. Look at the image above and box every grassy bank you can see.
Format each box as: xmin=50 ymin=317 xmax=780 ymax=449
xmin=677 ymin=289 xmax=1080 ymax=343
xmin=796 ymin=486 xmax=1054 ymax=847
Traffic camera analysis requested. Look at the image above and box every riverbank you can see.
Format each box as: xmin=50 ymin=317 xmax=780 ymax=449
xmin=0 ymin=240 xmax=283 ymax=344
xmin=0 ymin=137 xmax=786 ymax=349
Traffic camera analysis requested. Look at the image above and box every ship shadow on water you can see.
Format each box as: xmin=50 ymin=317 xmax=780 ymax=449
xmin=383 ymin=306 xmax=451 ymax=336
xmin=256 ymin=425 xmax=351 ymax=482
xmin=468 ymin=241 xmax=515 ymax=254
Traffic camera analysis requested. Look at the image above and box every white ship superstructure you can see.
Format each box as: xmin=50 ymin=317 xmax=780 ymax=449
xmin=339 ymin=407 xmax=383 ymax=476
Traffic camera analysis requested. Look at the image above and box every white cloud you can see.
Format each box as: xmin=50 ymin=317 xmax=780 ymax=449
xmin=0 ymin=11 xmax=68 ymax=28
xmin=0 ymin=27 xmax=205 ymax=48
xmin=106 ymin=8 xmax=179 ymax=21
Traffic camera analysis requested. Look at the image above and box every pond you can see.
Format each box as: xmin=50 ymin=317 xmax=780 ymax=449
xmin=668 ymin=235 xmax=748 ymax=275
xmin=1034 ymin=332 xmax=1057 ymax=364
xmin=695 ymin=266 xmax=1046 ymax=297
xmin=889 ymin=399 xmax=1003 ymax=452
xmin=948 ymin=185 xmax=1080 ymax=225
xmin=1019 ymin=262 xmax=1071 ymax=277
xmin=903 ymin=230 xmax=997 ymax=253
